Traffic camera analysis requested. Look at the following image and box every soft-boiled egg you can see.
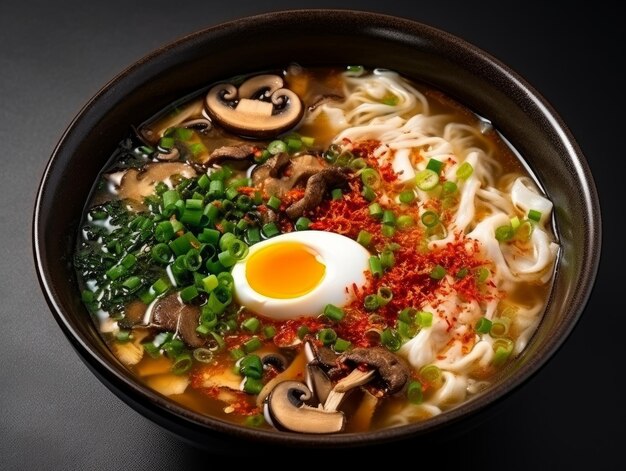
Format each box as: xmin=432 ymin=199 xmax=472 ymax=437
xmin=231 ymin=231 xmax=370 ymax=320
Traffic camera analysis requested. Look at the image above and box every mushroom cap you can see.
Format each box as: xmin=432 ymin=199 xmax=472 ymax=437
xmin=205 ymin=74 xmax=304 ymax=139
xmin=339 ymin=347 xmax=410 ymax=395
xmin=285 ymin=167 xmax=350 ymax=219
xmin=265 ymin=381 xmax=345 ymax=434
xmin=150 ymin=293 xmax=204 ymax=348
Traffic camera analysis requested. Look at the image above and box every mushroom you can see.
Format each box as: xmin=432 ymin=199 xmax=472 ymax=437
xmin=323 ymin=369 xmax=376 ymax=412
xmin=285 ymin=167 xmax=350 ymax=219
xmin=306 ymin=364 xmax=332 ymax=404
xmin=148 ymin=293 xmax=204 ymax=348
xmin=203 ymin=144 xmax=256 ymax=166
xmin=138 ymin=97 xmax=205 ymax=145
xmin=338 ymin=347 xmax=411 ymax=395
xmin=116 ymin=162 xmax=196 ymax=202
xmin=205 ymin=74 xmax=304 ymax=138
xmin=261 ymin=352 xmax=289 ymax=372
xmin=264 ymin=381 xmax=345 ymax=434
xmin=251 ymin=154 xmax=325 ymax=197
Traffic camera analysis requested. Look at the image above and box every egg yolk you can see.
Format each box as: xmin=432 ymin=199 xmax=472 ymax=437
xmin=245 ymin=242 xmax=326 ymax=299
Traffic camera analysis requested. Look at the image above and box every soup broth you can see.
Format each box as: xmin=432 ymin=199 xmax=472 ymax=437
xmin=75 ymin=66 xmax=558 ymax=433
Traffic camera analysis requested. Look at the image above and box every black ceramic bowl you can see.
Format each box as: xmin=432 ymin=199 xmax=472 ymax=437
xmin=33 ymin=10 xmax=601 ymax=449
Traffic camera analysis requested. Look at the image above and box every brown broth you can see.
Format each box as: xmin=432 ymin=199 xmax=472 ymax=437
xmin=76 ymin=66 xmax=557 ymax=434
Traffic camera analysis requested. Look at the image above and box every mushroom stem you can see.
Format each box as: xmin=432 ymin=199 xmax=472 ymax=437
xmin=323 ymin=369 xmax=375 ymax=412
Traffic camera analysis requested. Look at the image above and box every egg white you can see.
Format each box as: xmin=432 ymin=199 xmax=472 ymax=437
xmin=231 ymin=231 xmax=370 ymax=320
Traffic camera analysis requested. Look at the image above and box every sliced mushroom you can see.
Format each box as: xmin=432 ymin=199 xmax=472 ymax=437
xmin=324 ymin=369 xmax=375 ymax=412
xmin=265 ymin=381 xmax=345 ymax=434
xmin=256 ymin=351 xmax=307 ymax=406
xmin=339 ymin=347 xmax=410 ymax=395
xmin=149 ymin=293 xmax=204 ymax=348
xmin=116 ymin=162 xmax=196 ymax=202
xmin=304 ymin=340 xmax=339 ymax=369
xmin=261 ymin=352 xmax=288 ymax=372
xmin=205 ymin=74 xmax=303 ymax=138
xmin=251 ymin=154 xmax=325 ymax=197
xmin=155 ymin=147 xmax=180 ymax=161
xmin=285 ymin=167 xmax=350 ymax=219
xmin=268 ymin=152 xmax=292 ymax=178
xmin=138 ymin=97 xmax=205 ymax=145
xmin=306 ymin=364 xmax=332 ymax=404
xmin=204 ymin=144 xmax=256 ymax=166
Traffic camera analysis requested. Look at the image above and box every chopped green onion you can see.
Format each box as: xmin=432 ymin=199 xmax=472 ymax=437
xmin=121 ymin=253 xmax=137 ymax=269
xmin=116 ymin=330 xmax=132 ymax=343
xmin=361 ymin=168 xmax=382 ymax=189
xmin=267 ymin=195 xmax=281 ymax=211
xmin=151 ymin=243 xmax=172 ymax=264
xmin=301 ymin=136 xmax=315 ymax=147
xmin=239 ymin=354 xmax=263 ymax=379
xmin=183 ymin=248 xmax=202 ymax=271
xmin=381 ymin=328 xmax=402 ymax=351
xmin=159 ymin=136 xmax=175 ymax=149
xmin=228 ymin=239 xmax=249 ymax=260
xmin=296 ymin=325 xmax=309 ymax=339
xmin=416 ymin=311 xmax=433 ymax=327
xmin=377 ymin=286 xmax=393 ymax=305
xmin=318 ymin=328 xmax=338 ymax=346
xmin=357 ymin=230 xmax=373 ymax=248
xmin=323 ymin=304 xmax=345 ymax=322
xmin=208 ymin=180 xmax=224 ymax=198
xmin=172 ymin=352 xmax=193 ymax=375
xmin=398 ymin=307 xmax=416 ymax=324
xmin=151 ymin=278 xmax=170 ymax=296
xmin=421 ymin=211 xmax=439 ymax=228
xmin=397 ymin=215 xmax=415 ymax=229
xmin=407 ymin=381 xmax=423 ymax=404
xmin=241 ymin=317 xmax=260 ymax=334
xmin=217 ymin=250 xmax=237 ymax=268
xmin=380 ymin=249 xmax=395 ymax=268
xmin=295 ymin=217 xmax=311 ymax=231
xmin=364 ymin=294 xmax=380 ymax=311
xmin=528 ymin=209 xmax=542 ymax=222
xmin=180 ymin=285 xmax=199 ymax=303
xmin=369 ymin=256 xmax=384 ymax=277
xmin=426 ymin=158 xmax=443 ymax=174
xmin=243 ymin=377 xmax=264 ymax=395
xmin=121 ymin=276 xmax=142 ymax=293
xmin=349 ymin=158 xmax=367 ymax=170
xmin=515 ymin=221 xmax=533 ymax=242
xmin=381 ymin=224 xmax=396 ymax=237
xmin=267 ymin=140 xmax=287 ymax=155
xmin=442 ymin=181 xmax=458 ymax=194
xmin=193 ymin=348 xmax=214 ymax=363
xmin=261 ymin=222 xmax=280 ymax=238
xmin=415 ymin=169 xmax=439 ymax=190
xmin=382 ymin=210 xmax=396 ymax=226
xmin=155 ymin=221 xmax=175 ymax=242
xmin=476 ymin=267 xmax=490 ymax=283
xmin=495 ymin=225 xmax=514 ymax=242
xmin=475 ymin=316 xmax=493 ymax=334
xmin=246 ymin=227 xmax=262 ymax=244
xmin=510 ymin=216 xmax=521 ymax=230
xmin=490 ymin=318 xmax=510 ymax=338
xmin=243 ymin=337 xmax=262 ymax=354
xmin=399 ymin=190 xmax=415 ymax=204
xmin=368 ymin=202 xmax=383 ymax=219
xmin=456 ymin=162 xmax=474 ymax=180
xmin=333 ymin=338 xmax=352 ymax=352
xmin=195 ymin=324 xmax=212 ymax=336
xmin=430 ymin=265 xmax=446 ymax=280
xmin=361 ymin=185 xmax=377 ymax=201
xmin=105 ymin=264 xmax=126 ymax=280
xmin=263 ymin=325 xmax=276 ymax=339
xmin=331 ymin=188 xmax=343 ymax=200
xmin=230 ymin=348 xmax=245 ymax=361
xmin=203 ymin=203 xmax=219 ymax=224
xmin=492 ymin=338 xmax=514 ymax=366
xmin=420 ymin=365 xmax=442 ymax=385
xmin=455 ymin=267 xmax=469 ymax=279
xmin=245 ymin=414 xmax=265 ymax=427
xmin=335 ymin=151 xmax=353 ymax=167
xmin=169 ymin=232 xmax=200 ymax=257
xmin=286 ymin=138 xmax=302 ymax=152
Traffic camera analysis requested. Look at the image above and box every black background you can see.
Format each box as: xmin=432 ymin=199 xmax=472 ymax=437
xmin=1 ymin=1 xmax=621 ymax=469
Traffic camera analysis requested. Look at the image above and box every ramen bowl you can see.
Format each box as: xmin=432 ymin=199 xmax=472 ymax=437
xmin=33 ymin=10 xmax=600 ymax=449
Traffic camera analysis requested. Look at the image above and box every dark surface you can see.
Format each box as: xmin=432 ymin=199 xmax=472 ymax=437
xmin=1 ymin=0 xmax=620 ymax=469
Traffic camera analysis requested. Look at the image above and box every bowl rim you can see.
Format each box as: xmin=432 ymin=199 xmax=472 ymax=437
xmin=33 ymin=9 xmax=602 ymax=447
